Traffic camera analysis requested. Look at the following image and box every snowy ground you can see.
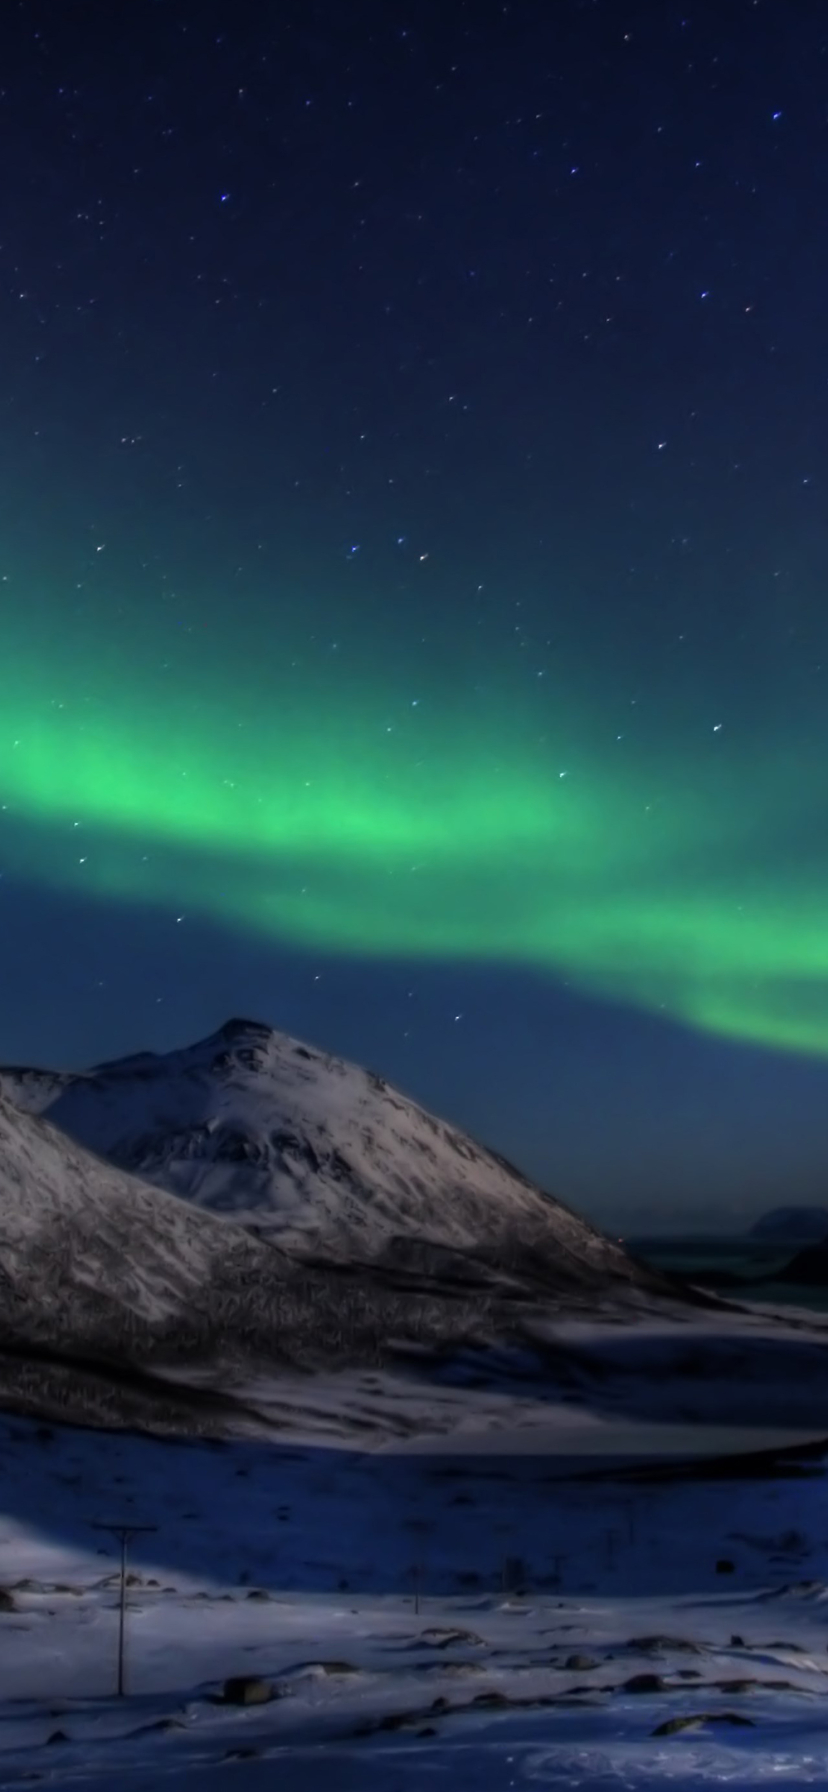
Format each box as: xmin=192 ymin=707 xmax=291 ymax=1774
xmin=4 ymin=1381 xmax=828 ymax=1789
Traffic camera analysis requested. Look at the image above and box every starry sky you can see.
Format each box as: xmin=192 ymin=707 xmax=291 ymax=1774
xmin=2 ymin=0 xmax=828 ymax=1233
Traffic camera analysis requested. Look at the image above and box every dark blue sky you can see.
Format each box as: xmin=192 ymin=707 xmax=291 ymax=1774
xmin=2 ymin=0 xmax=828 ymax=1232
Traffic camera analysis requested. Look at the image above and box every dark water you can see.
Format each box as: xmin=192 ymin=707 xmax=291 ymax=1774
xmin=628 ymin=1235 xmax=828 ymax=1313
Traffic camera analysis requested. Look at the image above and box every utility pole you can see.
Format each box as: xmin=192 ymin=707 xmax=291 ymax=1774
xmin=90 ymin=1523 xmax=157 ymax=1697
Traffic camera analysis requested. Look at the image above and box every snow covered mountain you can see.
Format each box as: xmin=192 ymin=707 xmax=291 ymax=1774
xmin=0 ymin=1089 xmax=586 ymax=1437
xmin=0 ymin=1035 xmax=696 ymax=1437
xmin=0 ymin=1017 xmax=661 ymax=1297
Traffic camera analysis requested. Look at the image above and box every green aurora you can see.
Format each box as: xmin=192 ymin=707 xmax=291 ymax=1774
xmin=3 ymin=615 xmax=827 ymax=1063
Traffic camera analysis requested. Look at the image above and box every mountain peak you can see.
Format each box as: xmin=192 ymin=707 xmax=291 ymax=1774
xmin=216 ymin=1017 xmax=276 ymax=1043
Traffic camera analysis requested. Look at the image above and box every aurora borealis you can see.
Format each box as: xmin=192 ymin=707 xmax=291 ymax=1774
xmin=6 ymin=622 xmax=828 ymax=1061
xmin=3 ymin=0 xmax=828 ymax=1227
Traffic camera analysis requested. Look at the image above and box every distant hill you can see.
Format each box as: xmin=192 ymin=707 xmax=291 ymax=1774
xmin=749 ymin=1206 xmax=828 ymax=1243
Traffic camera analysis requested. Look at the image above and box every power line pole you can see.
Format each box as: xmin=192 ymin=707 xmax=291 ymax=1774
xmin=90 ymin=1523 xmax=157 ymax=1697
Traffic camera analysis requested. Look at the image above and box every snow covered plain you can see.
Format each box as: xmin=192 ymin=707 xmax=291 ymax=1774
xmin=4 ymin=1381 xmax=828 ymax=1789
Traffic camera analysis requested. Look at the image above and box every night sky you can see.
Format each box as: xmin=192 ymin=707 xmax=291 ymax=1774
xmin=2 ymin=0 xmax=828 ymax=1233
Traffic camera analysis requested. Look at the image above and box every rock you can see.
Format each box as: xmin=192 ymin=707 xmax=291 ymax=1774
xmin=245 ymin=1589 xmax=272 ymax=1601
xmin=564 ymin=1654 xmax=599 ymax=1671
xmin=0 ymin=1588 xmax=17 ymax=1612
xmin=46 ymin=1731 xmax=69 ymax=1745
xmin=653 ymin=1711 xmax=755 ymax=1737
xmin=730 ymin=1633 xmax=745 ymax=1646
xmin=220 ymin=1676 xmax=274 ymax=1706
xmin=624 ymin=1673 xmax=667 ymax=1693
xmin=419 ymin=1627 xmax=485 ymax=1649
